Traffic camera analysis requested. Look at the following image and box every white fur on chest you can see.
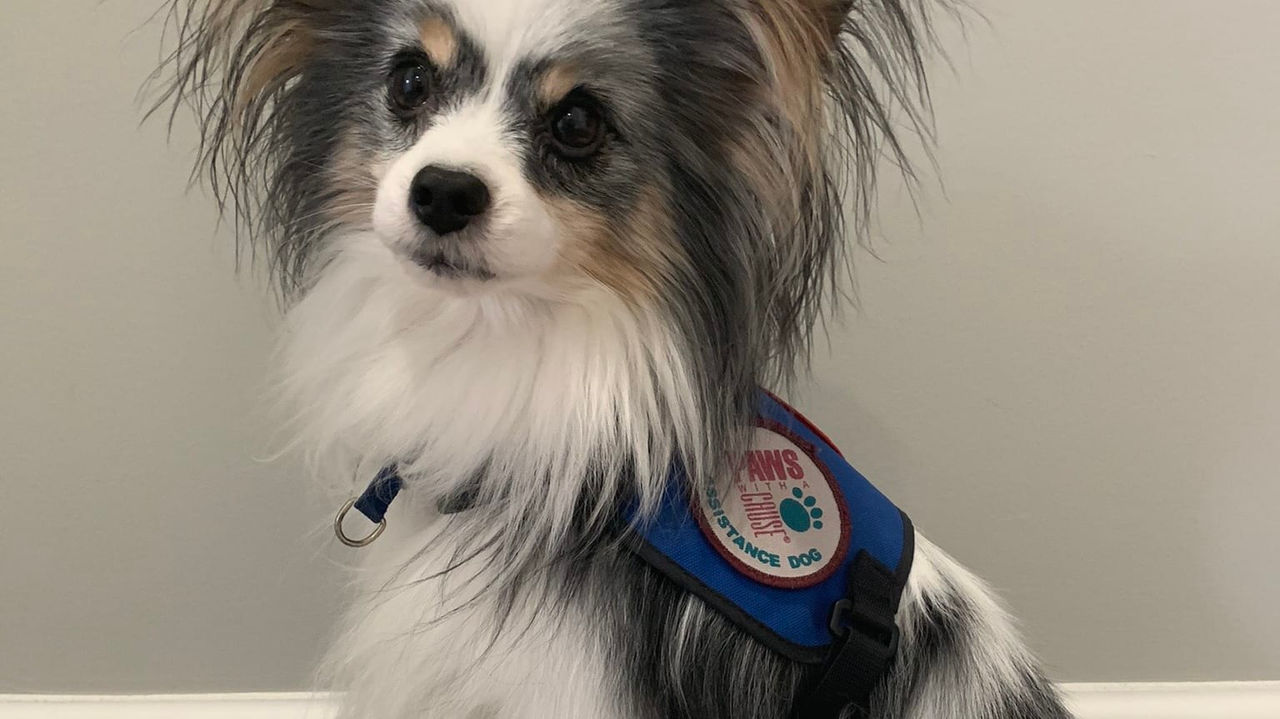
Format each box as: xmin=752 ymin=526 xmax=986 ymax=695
xmin=328 ymin=499 xmax=619 ymax=719
xmin=281 ymin=234 xmax=698 ymax=510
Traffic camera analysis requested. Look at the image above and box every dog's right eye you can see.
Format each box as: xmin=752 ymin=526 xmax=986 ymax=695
xmin=388 ymin=60 xmax=431 ymax=113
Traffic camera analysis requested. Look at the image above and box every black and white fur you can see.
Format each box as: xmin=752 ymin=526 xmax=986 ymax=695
xmin=155 ymin=0 xmax=1073 ymax=716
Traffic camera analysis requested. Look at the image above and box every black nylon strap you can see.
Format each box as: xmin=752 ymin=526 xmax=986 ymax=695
xmin=353 ymin=466 xmax=403 ymax=524
xmin=795 ymin=551 xmax=903 ymax=718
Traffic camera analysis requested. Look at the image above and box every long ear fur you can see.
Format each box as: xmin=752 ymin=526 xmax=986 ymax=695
xmin=147 ymin=0 xmax=329 ymax=294
xmin=730 ymin=0 xmax=954 ymax=388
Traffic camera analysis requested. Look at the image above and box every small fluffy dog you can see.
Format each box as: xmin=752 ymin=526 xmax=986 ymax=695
xmin=157 ymin=1 xmax=1072 ymax=717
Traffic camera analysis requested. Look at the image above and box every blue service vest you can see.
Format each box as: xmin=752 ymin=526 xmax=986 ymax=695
xmin=627 ymin=391 xmax=912 ymax=664
xmin=345 ymin=391 xmax=912 ymax=710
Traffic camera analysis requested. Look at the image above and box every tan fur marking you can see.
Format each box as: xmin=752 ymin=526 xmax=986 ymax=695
xmin=543 ymin=189 xmax=679 ymax=303
xmin=238 ymin=18 xmax=314 ymax=116
xmin=419 ymin=16 xmax=458 ymax=67
xmin=743 ymin=0 xmax=830 ymax=166
xmin=538 ymin=63 xmax=580 ymax=107
xmin=729 ymin=0 xmax=840 ymax=236
xmin=325 ymin=139 xmax=379 ymax=229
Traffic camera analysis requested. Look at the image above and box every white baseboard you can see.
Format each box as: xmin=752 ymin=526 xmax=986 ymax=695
xmin=1 ymin=683 xmax=1277 ymax=718
xmin=0 ymin=693 xmax=333 ymax=719
xmin=1063 ymin=682 xmax=1280 ymax=719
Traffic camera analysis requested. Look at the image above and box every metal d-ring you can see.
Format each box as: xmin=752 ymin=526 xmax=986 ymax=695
xmin=334 ymin=497 xmax=386 ymax=548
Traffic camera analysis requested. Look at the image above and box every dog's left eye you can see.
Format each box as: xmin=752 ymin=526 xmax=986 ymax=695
xmin=548 ymin=91 xmax=607 ymax=159
xmin=388 ymin=60 xmax=431 ymax=113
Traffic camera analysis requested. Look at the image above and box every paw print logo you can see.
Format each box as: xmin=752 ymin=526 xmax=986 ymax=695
xmin=778 ymin=487 xmax=824 ymax=533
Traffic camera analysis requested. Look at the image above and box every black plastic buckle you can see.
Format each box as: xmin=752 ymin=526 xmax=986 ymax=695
xmin=828 ymin=597 xmax=900 ymax=653
xmin=792 ymin=552 xmax=908 ymax=719
xmin=795 ymin=596 xmax=901 ymax=719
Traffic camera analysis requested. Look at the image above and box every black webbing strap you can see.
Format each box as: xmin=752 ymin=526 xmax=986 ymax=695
xmin=353 ymin=466 xmax=403 ymax=524
xmin=795 ymin=551 xmax=904 ymax=718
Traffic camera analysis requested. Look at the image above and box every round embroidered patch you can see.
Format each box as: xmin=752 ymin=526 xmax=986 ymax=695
xmin=695 ymin=421 xmax=851 ymax=588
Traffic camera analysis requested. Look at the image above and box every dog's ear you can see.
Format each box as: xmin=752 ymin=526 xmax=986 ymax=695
xmin=147 ymin=0 xmax=332 ymax=287
xmin=733 ymin=0 xmax=839 ymax=145
xmin=154 ymin=0 xmax=326 ymax=128
xmin=731 ymin=0 xmax=941 ymax=175
xmin=735 ymin=0 xmax=852 ymax=109
xmin=227 ymin=1 xmax=321 ymax=116
xmin=743 ymin=0 xmax=853 ymax=56
xmin=725 ymin=0 xmax=941 ymax=389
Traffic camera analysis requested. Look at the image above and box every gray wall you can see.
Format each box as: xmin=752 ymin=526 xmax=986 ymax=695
xmin=0 ymin=0 xmax=343 ymax=693
xmin=2 ymin=0 xmax=1277 ymax=694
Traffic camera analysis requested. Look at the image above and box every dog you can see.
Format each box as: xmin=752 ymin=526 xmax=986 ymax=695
xmin=155 ymin=1 xmax=1073 ymax=717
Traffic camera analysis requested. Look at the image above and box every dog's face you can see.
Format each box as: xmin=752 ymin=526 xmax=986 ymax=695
xmin=238 ymin=0 xmax=852 ymax=304
xmin=358 ymin=0 xmax=670 ymax=296
xmin=168 ymin=0 xmax=860 ymax=297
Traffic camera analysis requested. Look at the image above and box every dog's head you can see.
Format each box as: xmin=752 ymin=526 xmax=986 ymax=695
xmin=158 ymin=0 xmax=939 ymax=384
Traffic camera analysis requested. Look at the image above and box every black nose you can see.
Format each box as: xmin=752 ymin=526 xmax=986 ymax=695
xmin=408 ymin=166 xmax=491 ymax=235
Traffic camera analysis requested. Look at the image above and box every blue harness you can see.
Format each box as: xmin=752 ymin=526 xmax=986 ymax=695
xmin=343 ymin=392 xmax=912 ymax=717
